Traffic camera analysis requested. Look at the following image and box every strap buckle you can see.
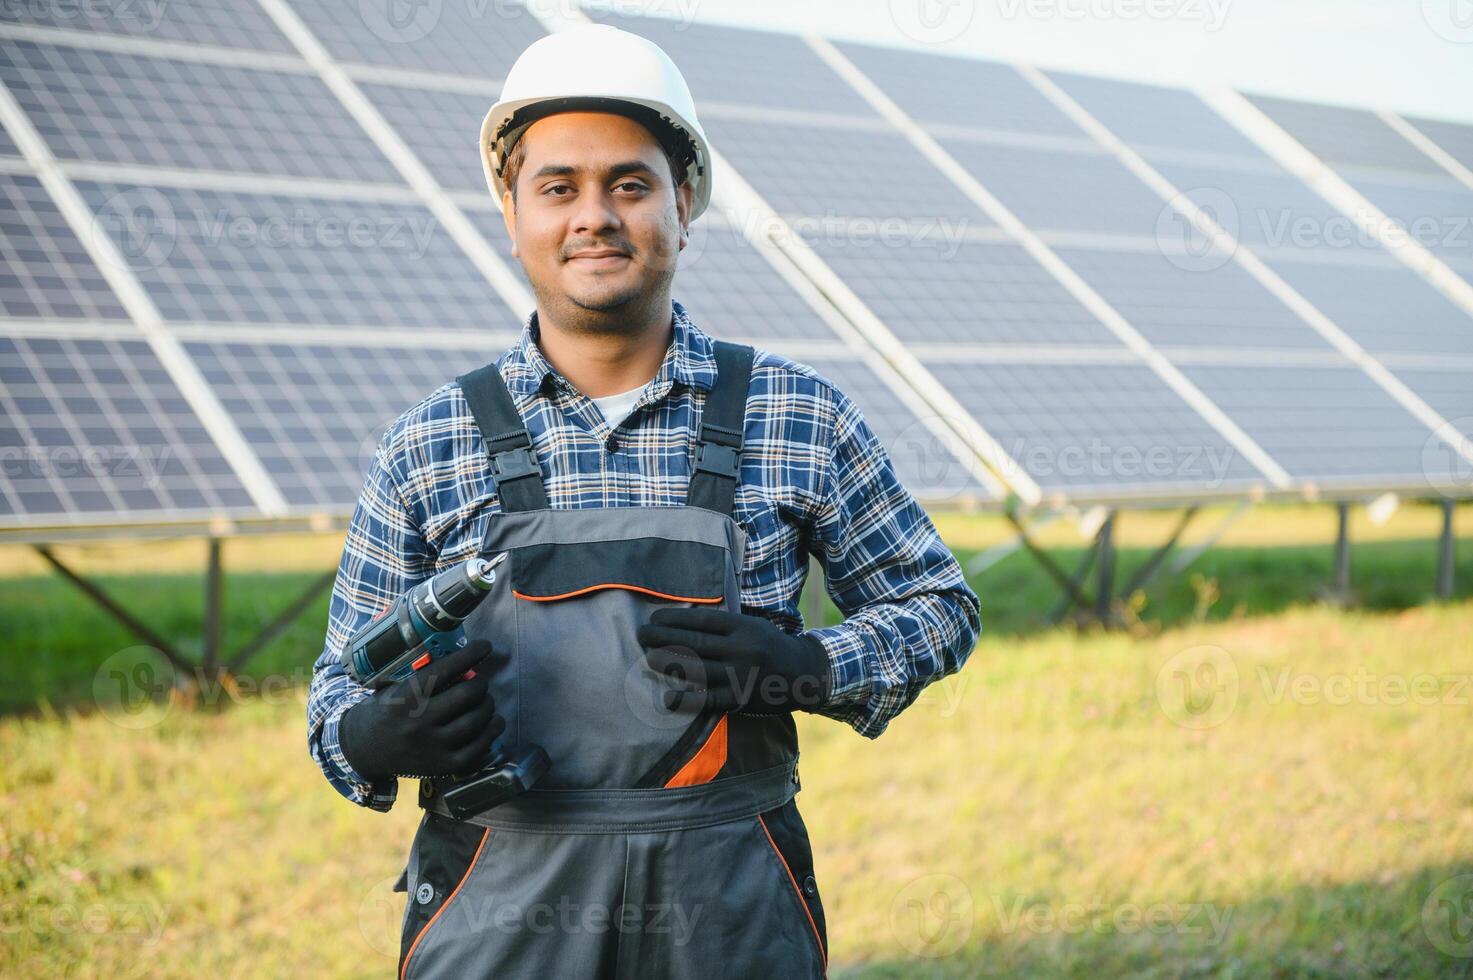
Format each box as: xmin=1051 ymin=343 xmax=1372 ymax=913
xmin=490 ymin=446 xmax=540 ymax=483
xmin=693 ymin=440 xmax=739 ymax=480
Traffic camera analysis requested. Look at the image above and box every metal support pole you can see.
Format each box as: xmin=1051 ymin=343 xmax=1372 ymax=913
xmin=226 ymin=568 xmax=337 ymax=673
xmin=32 ymin=544 xmax=192 ymax=672
xmin=1045 ymin=533 xmax=1102 ymax=626
xmin=1121 ymin=506 xmax=1199 ymax=598
xmin=1333 ymin=502 xmax=1351 ymax=604
xmin=203 ymin=537 xmax=223 ymax=678
xmin=1004 ymin=506 xmax=1094 ymax=613
xmin=1437 ymin=499 xmax=1456 ymax=600
xmin=1095 ymin=510 xmax=1116 ymax=626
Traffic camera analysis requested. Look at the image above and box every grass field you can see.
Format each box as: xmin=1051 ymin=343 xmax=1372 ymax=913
xmin=3 ymin=503 xmax=1473 ymax=976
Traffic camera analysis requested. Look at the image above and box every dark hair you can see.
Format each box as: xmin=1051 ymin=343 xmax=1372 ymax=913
xmin=497 ymin=98 xmax=694 ymax=203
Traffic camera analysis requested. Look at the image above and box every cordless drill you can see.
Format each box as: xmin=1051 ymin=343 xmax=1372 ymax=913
xmin=340 ymin=552 xmax=549 ymax=819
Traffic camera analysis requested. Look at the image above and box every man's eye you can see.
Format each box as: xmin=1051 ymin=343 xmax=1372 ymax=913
xmin=615 ymin=181 xmax=647 ymax=193
xmin=544 ymin=185 xmax=572 ymax=196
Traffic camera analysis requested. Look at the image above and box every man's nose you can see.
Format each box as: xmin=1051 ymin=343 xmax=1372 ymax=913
xmin=570 ymin=185 xmax=621 ymax=236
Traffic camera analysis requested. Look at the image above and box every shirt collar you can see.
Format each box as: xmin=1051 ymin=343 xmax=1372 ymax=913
xmin=503 ymin=299 xmax=718 ymax=400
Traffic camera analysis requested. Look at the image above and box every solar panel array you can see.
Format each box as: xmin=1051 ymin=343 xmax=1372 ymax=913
xmin=1 ymin=1 xmax=1469 ymax=536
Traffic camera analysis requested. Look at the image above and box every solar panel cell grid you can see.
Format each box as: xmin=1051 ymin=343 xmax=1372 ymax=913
xmin=0 ymin=173 xmax=128 ymax=320
xmin=704 ymin=115 xmax=994 ymax=227
xmin=1404 ymin=116 xmax=1473 ymax=176
xmin=0 ymin=41 xmax=399 ymax=182
xmin=1049 ymin=72 xmax=1268 ymax=160
xmin=0 ymin=335 xmax=252 ymax=519
xmin=799 ymin=354 xmax=988 ymax=498
xmin=587 ymin=10 xmax=876 ymax=119
xmin=1053 ymin=245 xmax=1335 ymax=350
xmin=1266 ymin=256 xmax=1473 ymax=356
xmin=0 ymin=0 xmax=295 ymax=53
xmin=183 ymin=340 xmax=487 ymax=508
xmin=282 ymin=0 xmax=546 ymax=80
xmin=923 ymin=359 xmax=1261 ymax=492
xmin=834 ymin=41 xmax=1083 ymax=137
xmin=811 ymin=237 xmax=1124 ymax=347
xmin=75 ymin=181 xmax=515 ymax=329
xmin=940 ymin=140 xmax=1170 ymax=237
xmin=1247 ymin=94 xmax=1446 ymax=178
xmin=1179 ymin=363 xmax=1441 ymax=481
xmin=360 ymin=82 xmax=491 ymax=192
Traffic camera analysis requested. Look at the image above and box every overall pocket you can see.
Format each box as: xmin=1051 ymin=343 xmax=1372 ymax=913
xmin=506 ymin=536 xmax=730 ymax=789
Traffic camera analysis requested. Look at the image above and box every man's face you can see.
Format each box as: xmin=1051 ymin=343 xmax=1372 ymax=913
xmin=502 ymin=111 xmax=693 ymax=318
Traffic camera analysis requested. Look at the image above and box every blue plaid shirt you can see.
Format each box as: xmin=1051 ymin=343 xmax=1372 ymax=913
xmin=308 ymin=301 xmax=981 ymax=810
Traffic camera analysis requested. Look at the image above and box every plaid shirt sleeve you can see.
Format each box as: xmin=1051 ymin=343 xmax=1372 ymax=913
xmin=306 ymin=434 xmax=437 ymax=812
xmin=799 ymin=385 xmax=982 ymax=738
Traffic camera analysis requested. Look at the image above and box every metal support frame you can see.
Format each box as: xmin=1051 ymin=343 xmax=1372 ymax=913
xmin=1437 ymin=499 xmax=1457 ymax=600
xmin=1333 ymin=502 xmax=1352 ymax=604
xmin=31 ymin=539 xmax=336 ymax=688
xmin=1016 ymin=506 xmax=1201 ymax=630
xmin=1094 ymin=511 xmax=1116 ymax=625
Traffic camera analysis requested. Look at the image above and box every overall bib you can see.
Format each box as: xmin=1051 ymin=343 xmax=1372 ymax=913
xmin=393 ymin=341 xmax=829 ymax=980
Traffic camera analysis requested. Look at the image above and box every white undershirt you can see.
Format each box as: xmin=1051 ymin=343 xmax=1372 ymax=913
xmin=589 ymin=384 xmax=645 ymax=428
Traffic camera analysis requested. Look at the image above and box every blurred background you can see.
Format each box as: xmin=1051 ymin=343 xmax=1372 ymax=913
xmin=2 ymin=0 xmax=1472 ymax=976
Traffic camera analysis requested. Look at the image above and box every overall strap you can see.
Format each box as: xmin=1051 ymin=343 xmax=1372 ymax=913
xmin=456 ymin=362 xmax=550 ymax=512
xmin=687 ymin=341 xmax=754 ymax=518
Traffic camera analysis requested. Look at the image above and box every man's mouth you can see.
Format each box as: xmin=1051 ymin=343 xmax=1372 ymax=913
xmin=567 ymin=249 xmax=632 ymax=268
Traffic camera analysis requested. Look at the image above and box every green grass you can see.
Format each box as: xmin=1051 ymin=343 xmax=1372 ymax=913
xmin=3 ymin=526 xmax=1469 ymax=714
xmin=4 ymin=603 xmax=1473 ymax=977
xmin=4 ymin=509 xmax=1473 ymax=975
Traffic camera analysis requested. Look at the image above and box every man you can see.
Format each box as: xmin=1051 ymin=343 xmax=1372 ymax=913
xmin=307 ymin=23 xmax=981 ymax=979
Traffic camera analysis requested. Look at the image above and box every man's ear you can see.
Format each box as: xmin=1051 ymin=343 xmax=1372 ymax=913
xmin=501 ymin=188 xmax=518 ymax=256
xmin=675 ymin=181 xmax=693 ymax=251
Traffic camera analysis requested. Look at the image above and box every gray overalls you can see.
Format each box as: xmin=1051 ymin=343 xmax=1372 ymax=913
xmin=393 ymin=341 xmax=829 ymax=979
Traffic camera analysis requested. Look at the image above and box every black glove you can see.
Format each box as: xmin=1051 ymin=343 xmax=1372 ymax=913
xmin=636 ymin=607 xmax=831 ymax=715
xmin=339 ymin=639 xmax=506 ymax=782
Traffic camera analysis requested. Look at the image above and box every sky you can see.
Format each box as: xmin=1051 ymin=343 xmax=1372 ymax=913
xmin=639 ymin=0 xmax=1473 ymax=125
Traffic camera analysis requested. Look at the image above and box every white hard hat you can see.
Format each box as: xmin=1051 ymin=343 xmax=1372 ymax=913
xmin=480 ymin=24 xmax=713 ymax=220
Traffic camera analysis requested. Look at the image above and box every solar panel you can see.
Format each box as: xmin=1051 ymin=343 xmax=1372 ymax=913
xmin=0 ymin=334 xmax=253 ymax=520
xmin=282 ymin=0 xmax=545 ymax=80
xmin=1247 ymin=94 xmax=1446 ymax=178
xmin=0 ymin=173 xmax=128 ymax=320
xmin=1265 ymin=253 xmax=1473 ymax=356
xmin=1051 ymin=245 xmax=1334 ymax=350
xmin=0 ymin=0 xmax=295 ymax=53
xmin=1149 ymin=157 xmax=1386 ymax=256
xmin=0 ymin=41 xmax=399 ymax=183
xmin=938 ymin=139 xmax=1172 ymax=237
xmin=75 ymin=181 xmax=516 ymax=329
xmin=797 ymin=354 xmax=990 ymax=499
xmin=0 ymin=117 xmax=17 ymax=157
xmin=1342 ymin=174 xmax=1473 ymax=280
xmin=809 ymin=237 xmax=1124 ymax=347
xmin=1049 ymin=72 xmax=1268 ymax=160
xmin=183 ymin=339 xmax=490 ymax=509
xmin=704 ymin=115 xmax=994 ymax=227
xmin=922 ymin=360 xmax=1261 ymax=494
xmin=666 ymin=219 xmax=857 ymax=342
xmin=586 ymin=10 xmax=876 ymax=119
xmin=1404 ymin=115 xmax=1473 ymax=175
xmin=833 ymin=42 xmax=1082 ymax=137
xmin=1177 ymin=363 xmax=1439 ymax=482
xmin=1388 ymin=368 xmax=1473 ymax=433
xmin=360 ymin=82 xmax=492 ymax=193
